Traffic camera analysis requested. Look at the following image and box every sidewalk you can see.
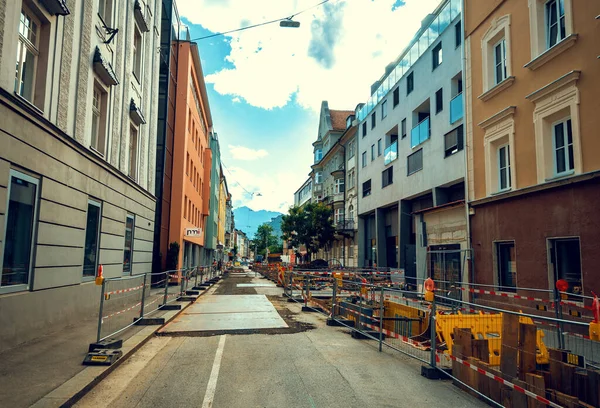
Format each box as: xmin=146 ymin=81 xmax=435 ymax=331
xmin=0 ymin=301 xmax=193 ymax=408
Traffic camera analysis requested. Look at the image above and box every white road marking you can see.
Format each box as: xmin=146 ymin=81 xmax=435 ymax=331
xmin=201 ymin=335 xmax=227 ymax=408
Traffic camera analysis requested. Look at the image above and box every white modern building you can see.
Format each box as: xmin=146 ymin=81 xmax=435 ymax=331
xmin=293 ymin=177 xmax=312 ymax=207
xmin=0 ymin=0 xmax=161 ymax=350
xmin=356 ymin=0 xmax=467 ymax=289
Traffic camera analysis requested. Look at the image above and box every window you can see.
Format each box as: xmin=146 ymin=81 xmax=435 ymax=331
xmin=401 ymin=119 xmax=407 ymax=139
xmin=133 ymin=26 xmax=142 ymax=81
xmin=123 ymin=214 xmax=135 ymax=274
xmin=348 ymin=205 xmax=354 ymax=221
xmin=550 ymin=238 xmax=582 ymax=299
xmin=186 ymin=153 xmax=189 ymax=175
xmin=83 ymin=200 xmax=102 ymax=278
xmin=377 ymin=139 xmax=382 ymax=156
xmin=435 ymin=88 xmax=443 ymax=114
xmin=91 ymin=82 xmax=108 ymax=154
xmin=348 ymin=169 xmax=355 ymax=190
xmin=347 ymin=139 xmax=355 ymax=158
xmin=184 ymin=196 xmax=187 ymax=219
xmin=494 ymin=39 xmax=507 ymax=85
xmin=393 ymin=87 xmax=399 ymax=107
xmin=498 ymin=144 xmax=511 ymax=191
xmin=98 ymin=0 xmax=113 ymax=26
xmin=315 ymin=171 xmax=322 ymax=184
xmin=15 ymin=8 xmax=40 ymax=104
xmin=455 ymin=21 xmax=462 ymax=47
xmin=546 ymin=0 xmax=566 ymax=48
xmin=314 ymin=148 xmax=322 ymax=163
xmin=334 ymin=208 xmax=344 ymax=224
xmin=371 ymin=112 xmax=376 ymax=129
xmin=129 ymin=125 xmax=138 ymax=180
xmin=334 ymin=178 xmax=345 ymax=194
xmin=1 ymin=171 xmax=39 ymax=291
xmin=362 ymin=180 xmax=372 ymax=197
xmin=407 ymin=72 xmax=414 ymax=95
xmin=371 ymin=144 xmax=375 ymax=161
xmin=553 ymin=118 xmax=573 ymax=175
xmin=432 ymin=42 xmax=443 ymax=70
xmin=381 ymin=100 xmax=388 ymax=119
xmin=382 ymin=167 xmax=393 ymax=188
xmin=407 ymin=149 xmax=423 ymax=175
xmin=496 ymin=241 xmax=516 ymax=291
xmin=362 ymin=122 xmax=367 ymax=138
xmin=362 ymin=152 xmax=367 ymax=168
xmin=444 ymin=125 xmax=464 ymax=157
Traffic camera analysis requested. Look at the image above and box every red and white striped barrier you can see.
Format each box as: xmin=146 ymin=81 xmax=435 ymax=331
xmin=360 ymin=321 xmax=430 ymax=349
xmin=102 ymin=301 xmax=142 ymax=321
xmin=437 ymin=352 xmax=562 ymax=408
xmin=105 ymin=284 xmax=144 ymax=296
xmin=459 ymin=287 xmax=550 ymax=303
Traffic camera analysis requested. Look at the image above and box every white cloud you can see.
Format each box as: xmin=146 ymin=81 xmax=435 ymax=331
xmin=177 ymin=0 xmax=442 ymax=111
xmin=228 ymin=144 xmax=269 ymax=160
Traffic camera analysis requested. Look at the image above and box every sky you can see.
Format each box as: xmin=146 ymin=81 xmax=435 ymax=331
xmin=177 ymin=0 xmax=441 ymax=212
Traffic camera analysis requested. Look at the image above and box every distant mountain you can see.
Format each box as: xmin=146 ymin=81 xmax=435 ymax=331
xmin=233 ymin=206 xmax=283 ymax=239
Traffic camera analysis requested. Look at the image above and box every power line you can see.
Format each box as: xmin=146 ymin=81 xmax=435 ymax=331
xmin=221 ymin=162 xmax=257 ymax=197
xmin=190 ymin=0 xmax=332 ymax=41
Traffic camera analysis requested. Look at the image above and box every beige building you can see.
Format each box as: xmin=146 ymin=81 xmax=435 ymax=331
xmin=0 ymin=0 xmax=161 ymax=351
xmin=464 ymin=0 xmax=600 ymax=297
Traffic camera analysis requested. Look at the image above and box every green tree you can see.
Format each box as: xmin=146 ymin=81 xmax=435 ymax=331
xmin=281 ymin=202 xmax=334 ymax=260
xmin=255 ymin=223 xmax=277 ymax=256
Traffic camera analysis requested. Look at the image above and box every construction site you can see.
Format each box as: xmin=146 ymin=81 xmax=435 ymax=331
xmin=255 ymin=262 xmax=600 ymax=408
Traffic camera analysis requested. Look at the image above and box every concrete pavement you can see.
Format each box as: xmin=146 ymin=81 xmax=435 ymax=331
xmin=75 ymin=269 xmax=485 ymax=408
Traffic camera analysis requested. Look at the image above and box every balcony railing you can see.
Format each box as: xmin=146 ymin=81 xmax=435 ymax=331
xmin=450 ymin=92 xmax=463 ymax=124
xmin=410 ymin=116 xmax=430 ymax=148
xmin=335 ymin=219 xmax=355 ymax=231
xmin=384 ymin=141 xmax=398 ymax=165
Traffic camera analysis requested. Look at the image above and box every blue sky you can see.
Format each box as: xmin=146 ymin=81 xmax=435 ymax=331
xmin=177 ymin=0 xmax=440 ymax=212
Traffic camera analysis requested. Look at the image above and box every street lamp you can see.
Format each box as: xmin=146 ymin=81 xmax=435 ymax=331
xmin=280 ymin=18 xmax=300 ymax=28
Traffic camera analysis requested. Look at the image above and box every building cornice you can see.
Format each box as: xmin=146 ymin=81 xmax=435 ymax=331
xmin=478 ymin=106 xmax=516 ymax=129
xmin=524 ymin=70 xmax=581 ymax=103
xmin=524 ymin=34 xmax=578 ymax=71
xmin=478 ymin=76 xmax=515 ymax=102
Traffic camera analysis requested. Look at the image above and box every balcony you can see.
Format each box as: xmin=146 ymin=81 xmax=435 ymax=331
xmin=450 ymin=93 xmax=463 ymax=124
xmin=384 ymin=141 xmax=398 ymax=165
xmin=335 ymin=219 xmax=355 ymax=231
xmin=411 ymin=116 xmax=430 ymax=148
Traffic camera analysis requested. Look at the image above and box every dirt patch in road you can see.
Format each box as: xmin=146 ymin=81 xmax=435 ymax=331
xmin=212 ymin=276 xmax=257 ymax=295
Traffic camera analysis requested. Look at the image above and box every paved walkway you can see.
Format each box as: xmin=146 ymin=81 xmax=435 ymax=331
xmin=75 ymin=270 xmax=485 ymax=408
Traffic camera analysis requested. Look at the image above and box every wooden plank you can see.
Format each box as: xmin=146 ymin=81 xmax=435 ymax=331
xmin=587 ymin=369 xmax=600 ymax=407
xmin=518 ymin=323 xmax=537 ymax=380
xmin=574 ymin=371 xmax=588 ymax=404
xmin=548 ymin=348 xmax=565 ymax=392
xmin=472 ymin=339 xmax=489 ymax=363
xmin=501 ymin=385 xmax=514 ymax=408
xmin=481 ymin=361 xmax=502 ymax=402
xmin=452 ymin=344 xmax=465 ymax=390
xmin=560 ymin=362 xmax=577 ymax=396
xmin=554 ymin=391 xmax=579 ymax=408
xmin=472 ymin=359 xmax=490 ymax=398
xmin=501 ymin=313 xmax=519 ymax=379
xmin=453 ymin=327 xmax=473 ymax=357
xmin=525 ymin=373 xmax=546 ymax=408
xmin=512 ymin=378 xmax=529 ymax=408
xmin=466 ymin=357 xmax=480 ymax=397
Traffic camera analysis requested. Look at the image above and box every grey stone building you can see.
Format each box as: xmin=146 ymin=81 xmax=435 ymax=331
xmin=0 ymin=0 xmax=161 ymax=350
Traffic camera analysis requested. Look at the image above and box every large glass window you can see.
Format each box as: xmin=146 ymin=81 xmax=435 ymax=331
xmin=496 ymin=241 xmax=516 ymax=291
xmin=98 ymin=0 xmax=113 ymax=26
xmin=91 ymin=82 xmax=108 ymax=154
xmin=362 ymin=180 xmax=371 ymax=197
xmin=494 ymin=38 xmax=507 ymax=85
xmin=314 ymin=148 xmax=322 ymax=163
xmin=407 ymin=149 xmax=423 ymax=175
xmin=432 ymin=42 xmax=443 ymax=70
xmin=407 ymin=72 xmax=414 ymax=95
xmin=362 ymin=152 xmax=367 ymax=168
xmin=381 ymin=100 xmax=388 ymax=119
xmin=15 ymin=8 xmax=39 ymax=103
xmin=1 ymin=171 xmax=39 ymax=291
xmin=83 ymin=200 xmax=102 ymax=278
xmin=545 ymin=0 xmax=565 ymax=48
xmin=334 ymin=178 xmax=345 ymax=194
xmin=123 ymin=214 xmax=134 ymax=274
xmin=553 ymin=118 xmax=573 ymax=175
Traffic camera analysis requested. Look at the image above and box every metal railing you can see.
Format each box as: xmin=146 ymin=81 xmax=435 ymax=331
xmin=384 ymin=141 xmax=398 ymax=165
xmin=449 ymin=92 xmax=463 ymax=124
xmin=410 ymin=116 xmax=430 ymax=148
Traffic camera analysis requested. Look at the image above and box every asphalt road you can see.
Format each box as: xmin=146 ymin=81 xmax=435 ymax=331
xmin=75 ymin=271 xmax=484 ymax=408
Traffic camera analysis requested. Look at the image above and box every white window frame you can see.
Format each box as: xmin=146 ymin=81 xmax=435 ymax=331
xmin=91 ymin=81 xmax=109 ymax=155
xmin=314 ymin=148 xmax=322 ymax=163
xmin=497 ymin=144 xmax=511 ymax=191
xmin=527 ymin=0 xmax=574 ymax=64
xmin=551 ymin=117 xmax=574 ymax=176
xmin=348 ymin=205 xmax=354 ymax=221
xmin=480 ymin=107 xmax=516 ymax=196
xmin=15 ymin=6 xmax=40 ymax=104
xmin=98 ymin=0 xmax=113 ymax=26
xmin=493 ymin=38 xmax=507 ymax=85
xmin=545 ymin=0 xmax=566 ymax=49
xmin=480 ymin=15 xmax=512 ymax=95
xmin=0 ymin=170 xmax=40 ymax=294
xmin=83 ymin=199 xmax=102 ymax=281
xmin=334 ymin=208 xmax=344 ymax=224
xmin=133 ymin=25 xmax=143 ymax=83
xmin=315 ymin=171 xmax=322 ymax=184
xmin=334 ymin=178 xmax=344 ymax=194
xmin=123 ymin=214 xmax=135 ymax=275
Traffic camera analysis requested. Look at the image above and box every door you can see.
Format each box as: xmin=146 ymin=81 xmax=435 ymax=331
xmin=550 ymin=238 xmax=582 ymax=298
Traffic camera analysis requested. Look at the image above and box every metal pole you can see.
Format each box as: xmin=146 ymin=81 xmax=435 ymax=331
xmin=195 ymin=266 xmax=199 ymax=288
xmin=180 ymin=269 xmax=185 ymax=297
xmin=332 ymin=276 xmax=337 ymax=319
xmin=163 ymin=270 xmax=169 ymax=305
xmin=555 ymin=289 xmax=564 ymax=349
xmin=139 ymin=273 xmax=147 ymax=319
xmin=430 ymin=294 xmax=437 ymax=368
xmin=358 ymin=286 xmax=363 ymax=332
xmin=97 ymin=279 xmax=106 ymax=343
xmin=379 ymin=286 xmax=384 ymax=352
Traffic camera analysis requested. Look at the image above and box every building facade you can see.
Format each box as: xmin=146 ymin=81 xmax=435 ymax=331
xmin=169 ymin=40 xmax=213 ymax=270
xmin=0 ymin=0 xmax=161 ymax=350
xmin=356 ymin=0 xmax=466 ymax=289
xmin=464 ymin=0 xmax=600 ymax=298
xmin=293 ymin=177 xmax=313 ymax=207
xmin=204 ymin=131 xmax=221 ymax=263
xmin=310 ymin=102 xmax=354 ymax=263
xmin=339 ymin=113 xmax=359 ymax=267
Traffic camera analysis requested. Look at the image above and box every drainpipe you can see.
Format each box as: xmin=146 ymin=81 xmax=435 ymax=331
xmin=460 ymin=0 xmax=473 ymax=288
xmin=341 ymin=143 xmax=346 ymax=267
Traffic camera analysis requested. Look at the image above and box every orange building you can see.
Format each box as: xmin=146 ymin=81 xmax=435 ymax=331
xmin=165 ymin=40 xmax=213 ymax=270
xmin=464 ymin=1 xmax=600 ymax=298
